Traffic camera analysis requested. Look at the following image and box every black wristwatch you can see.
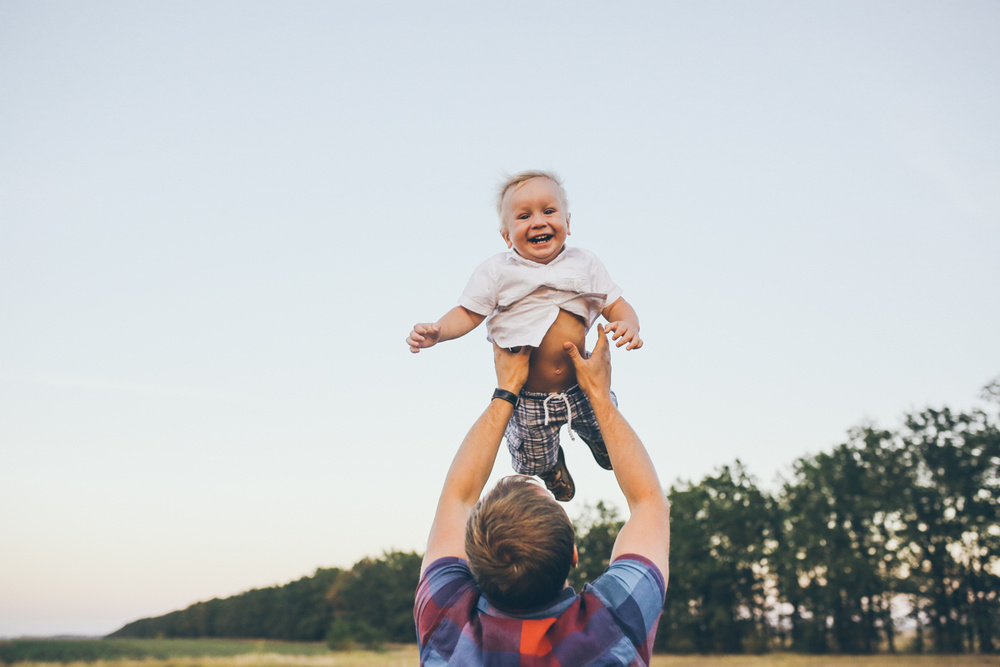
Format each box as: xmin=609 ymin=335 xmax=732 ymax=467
xmin=492 ymin=388 xmax=519 ymax=407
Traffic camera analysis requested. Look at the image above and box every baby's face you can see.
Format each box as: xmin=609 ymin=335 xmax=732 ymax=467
xmin=500 ymin=177 xmax=570 ymax=265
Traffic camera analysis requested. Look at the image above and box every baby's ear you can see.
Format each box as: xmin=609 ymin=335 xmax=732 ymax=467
xmin=500 ymin=229 xmax=512 ymax=248
xmin=566 ymin=213 xmax=571 ymax=236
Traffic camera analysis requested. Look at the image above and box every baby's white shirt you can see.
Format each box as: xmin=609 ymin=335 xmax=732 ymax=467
xmin=458 ymin=246 xmax=623 ymax=349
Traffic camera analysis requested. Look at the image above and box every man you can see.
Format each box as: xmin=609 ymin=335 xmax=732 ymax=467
xmin=414 ymin=325 xmax=670 ymax=666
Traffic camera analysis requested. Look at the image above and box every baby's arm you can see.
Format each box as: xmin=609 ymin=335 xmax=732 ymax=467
xmin=602 ymin=297 xmax=642 ymax=350
xmin=407 ymin=306 xmax=486 ymax=353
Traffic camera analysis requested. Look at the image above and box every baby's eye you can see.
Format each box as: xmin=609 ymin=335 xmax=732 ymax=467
xmin=544 ymin=208 xmax=556 ymax=215
xmin=518 ymin=212 xmax=531 ymax=219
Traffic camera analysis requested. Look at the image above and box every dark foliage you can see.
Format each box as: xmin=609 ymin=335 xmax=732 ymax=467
xmin=325 ymin=550 xmax=422 ymax=649
xmin=656 ymin=376 xmax=999 ymax=655
xmin=658 ymin=462 xmax=774 ymax=654
xmin=109 ymin=567 xmax=342 ymax=641
xmin=107 ymin=551 xmax=422 ymax=651
xmin=568 ymin=501 xmax=623 ymax=591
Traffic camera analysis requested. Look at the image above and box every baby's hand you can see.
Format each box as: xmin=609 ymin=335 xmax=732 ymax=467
xmin=407 ymin=323 xmax=442 ymax=353
xmin=604 ymin=321 xmax=643 ymax=350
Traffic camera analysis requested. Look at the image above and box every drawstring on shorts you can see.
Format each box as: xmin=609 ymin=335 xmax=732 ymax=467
xmin=541 ymin=392 xmax=575 ymax=440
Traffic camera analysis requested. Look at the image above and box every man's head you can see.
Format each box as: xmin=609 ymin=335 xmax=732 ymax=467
xmin=496 ymin=171 xmax=571 ymax=265
xmin=465 ymin=475 xmax=576 ymax=610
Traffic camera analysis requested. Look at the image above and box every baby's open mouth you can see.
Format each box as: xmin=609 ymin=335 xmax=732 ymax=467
xmin=530 ymin=234 xmax=553 ymax=244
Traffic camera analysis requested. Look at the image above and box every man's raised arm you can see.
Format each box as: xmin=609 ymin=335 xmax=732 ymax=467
xmin=420 ymin=345 xmax=532 ymax=576
xmin=563 ymin=325 xmax=670 ymax=577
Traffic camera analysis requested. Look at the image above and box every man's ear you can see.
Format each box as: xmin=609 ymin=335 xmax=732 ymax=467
xmin=572 ymin=544 xmax=579 ymax=568
xmin=501 ymin=229 xmax=512 ymax=249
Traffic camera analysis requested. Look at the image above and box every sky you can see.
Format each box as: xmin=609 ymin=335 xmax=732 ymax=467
xmin=1 ymin=0 xmax=998 ymax=639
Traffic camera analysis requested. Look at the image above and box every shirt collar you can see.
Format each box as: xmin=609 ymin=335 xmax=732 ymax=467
xmin=477 ymin=585 xmax=577 ymax=619
xmin=505 ymin=245 xmax=569 ymax=268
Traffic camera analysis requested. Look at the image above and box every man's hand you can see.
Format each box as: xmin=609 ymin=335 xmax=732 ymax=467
xmin=563 ymin=324 xmax=613 ymax=400
xmin=494 ymin=344 xmax=531 ymax=395
xmin=407 ymin=323 xmax=441 ymax=353
xmin=604 ymin=321 xmax=643 ymax=350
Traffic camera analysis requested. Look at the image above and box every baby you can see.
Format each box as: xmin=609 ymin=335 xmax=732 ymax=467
xmin=406 ymin=170 xmax=642 ymax=501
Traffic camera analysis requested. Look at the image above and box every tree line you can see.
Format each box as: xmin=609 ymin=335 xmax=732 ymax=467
xmin=657 ymin=378 xmax=999 ymax=654
xmin=110 ymin=379 xmax=999 ymax=654
xmin=108 ymin=551 xmax=421 ymax=649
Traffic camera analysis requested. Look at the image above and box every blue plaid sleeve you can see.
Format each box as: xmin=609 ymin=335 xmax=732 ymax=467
xmin=588 ymin=555 xmax=666 ymax=654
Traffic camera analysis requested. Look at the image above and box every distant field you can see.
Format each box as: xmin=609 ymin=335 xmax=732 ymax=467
xmin=1 ymin=639 xmax=998 ymax=666
xmin=0 ymin=639 xmax=330 ymax=664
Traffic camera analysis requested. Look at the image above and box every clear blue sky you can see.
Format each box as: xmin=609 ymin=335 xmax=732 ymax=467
xmin=2 ymin=1 xmax=997 ymax=638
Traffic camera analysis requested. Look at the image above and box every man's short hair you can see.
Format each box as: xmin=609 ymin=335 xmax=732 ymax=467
xmin=465 ymin=475 xmax=576 ymax=610
xmin=495 ymin=170 xmax=569 ymax=232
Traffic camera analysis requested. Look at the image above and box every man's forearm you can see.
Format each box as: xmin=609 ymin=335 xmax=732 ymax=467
xmin=421 ymin=396 xmax=514 ymax=574
xmin=589 ymin=393 xmax=664 ymax=510
xmin=440 ymin=398 xmax=512 ymax=506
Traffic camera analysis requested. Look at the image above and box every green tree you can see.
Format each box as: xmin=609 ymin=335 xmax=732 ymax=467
xmin=326 ymin=550 xmax=422 ymax=649
xmin=896 ymin=395 xmax=1000 ymax=653
xmin=108 ymin=567 xmax=342 ymax=640
xmin=774 ymin=428 xmax=906 ymax=653
xmin=569 ymin=501 xmax=624 ymax=591
xmin=658 ymin=462 xmax=774 ymax=653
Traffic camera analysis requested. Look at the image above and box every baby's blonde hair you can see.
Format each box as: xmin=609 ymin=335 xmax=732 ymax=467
xmin=496 ymin=170 xmax=569 ymax=232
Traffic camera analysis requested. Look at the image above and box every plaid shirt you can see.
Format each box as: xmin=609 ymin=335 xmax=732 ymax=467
xmin=414 ymin=555 xmax=665 ymax=666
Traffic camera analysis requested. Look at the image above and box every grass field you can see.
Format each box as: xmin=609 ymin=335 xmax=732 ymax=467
xmin=1 ymin=639 xmax=998 ymax=667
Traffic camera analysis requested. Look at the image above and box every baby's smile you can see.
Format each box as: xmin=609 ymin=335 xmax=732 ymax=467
xmin=501 ymin=176 xmax=570 ymax=265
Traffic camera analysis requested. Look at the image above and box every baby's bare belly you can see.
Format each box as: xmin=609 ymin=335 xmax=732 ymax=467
xmin=523 ymin=309 xmax=587 ymax=393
